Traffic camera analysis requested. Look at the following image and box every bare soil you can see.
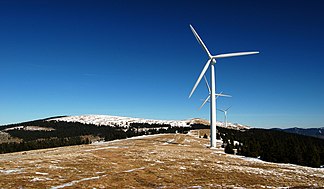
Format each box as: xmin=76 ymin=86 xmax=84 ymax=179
xmin=0 ymin=133 xmax=323 ymax=188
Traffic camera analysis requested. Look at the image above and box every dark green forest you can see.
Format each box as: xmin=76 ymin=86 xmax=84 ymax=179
xmin=218 ymin=127 xmax=324 ymax=168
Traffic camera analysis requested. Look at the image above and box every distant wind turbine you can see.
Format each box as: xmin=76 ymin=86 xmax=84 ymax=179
xmin=217 ymin=106 xmax=231 ymax=128
xmin=188 ymin=24 xmax=259 ymax=148
xmin=199 ymin=76 xmax=231 ymax=110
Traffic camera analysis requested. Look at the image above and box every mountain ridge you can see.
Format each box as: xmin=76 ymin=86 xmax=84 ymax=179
xmin=273 ymin=127 xmax=324 ymax=139
xmin=48 ymin=114 xmax=251 ymax=130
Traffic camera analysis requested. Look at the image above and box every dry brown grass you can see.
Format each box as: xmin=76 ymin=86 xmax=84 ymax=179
xmin=0 ymin=133 xmax=323 ymax=188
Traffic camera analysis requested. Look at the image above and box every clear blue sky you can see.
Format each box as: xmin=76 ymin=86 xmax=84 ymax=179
xmin=1 ymin=0 xmax=323 ymax=128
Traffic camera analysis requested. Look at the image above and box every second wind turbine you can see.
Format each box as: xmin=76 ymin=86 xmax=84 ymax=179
xmin=188 ymin=24 xmax=259 ymax=148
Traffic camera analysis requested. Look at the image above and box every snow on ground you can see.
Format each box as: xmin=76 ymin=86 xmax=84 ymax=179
xmin=234 ymin=154 xmax=324 ymax=175
xmin=123 ymin=167 xmax=145 ymax=173
xmin=48 ymin=115 xmax=190 ymax=127
xmin=50 ymin=176 xmax=100 ymax=189
xmin=35 ymin=172 xmax=49 ymax=175
xmin=3 ymin=126 xmax=54 ymax=131
xmin=188 ymin=186 xmax=202 ymax=189
xmin=221 ymin=152 xmax=324 ymax=181
xmin=31 ymin=177 xmax=52 ymax=182
xmin=0 ymin=168 xmax=24 ymax=174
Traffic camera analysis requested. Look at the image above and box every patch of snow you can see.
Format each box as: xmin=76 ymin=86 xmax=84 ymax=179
xmin=0 ymin=168 xmax=24 ymax=174
xmin=155 ymin=160 xmax=164 ymax=164
xmin=236 ymin=156 xmax=267 ymax=163
xmin=30 ymin=177 xmax=43 ymax=182
xmin=233 ymin=141 xmax=240 ymax=146
xmin=49 ymin=165 xmax=64 ymax=169
xmin=224 ymin=154 xmax=324 ymax=179
xmin=123 ymin=167 xmax=145 ymax=173
xmin=4 ymin=126 xmax=54 ymax=131
xmin=35 ymin=172 xmax=49 ymax=175
xmin=162 ymin=138 xmax=175 ymax=145
xmin=188 ymin=186 xmax=202 ymax=189
xmin=125 ymin=134 xmax=167 ymax=140
xmin=91 ymin=141 xmax=106 ymax=145
xmin=50 ymin=176 xmax=100 ymax=189
xmin=30 ymin=177 xmax=52 ymax=182
xmin=178 ymin=144 xmax=190 ymax=146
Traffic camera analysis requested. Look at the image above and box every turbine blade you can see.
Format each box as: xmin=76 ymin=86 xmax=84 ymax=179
xmin=189 ymin=59 xmax=211 ymax=98
xmin=199 ymin=95 xmax=210 ymax=110
xmin=225 ymin=106 xmax=232 ymax=111
xmin=217 ymin=109 xmax=225 ymax=113
xmin=215 ymin=91 xmax=222 ymax=99
xmin=215 ymin=93 xmax=232 ymax=97
xmin=213 ymin=51 xmax=259 ymax=59
xmin=203 ymin=75 xmax=211 ymax=93
xmin=189 ymin=24 xmax=212 ymax=58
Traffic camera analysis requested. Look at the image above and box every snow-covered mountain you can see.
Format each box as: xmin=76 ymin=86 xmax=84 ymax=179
xmin=48 ymin=115 xmax=250 ymax=130
xmin=49 ymin=115 xmax=190 ymax=127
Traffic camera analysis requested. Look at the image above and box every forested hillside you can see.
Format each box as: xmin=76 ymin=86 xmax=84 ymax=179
xmin=0 ymin=117 xmax=191 ymax=154
xmin=219 ymin=127 xmax=324 ymax=168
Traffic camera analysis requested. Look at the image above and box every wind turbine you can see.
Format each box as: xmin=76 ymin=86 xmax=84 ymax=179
xmin=188 ymin=24 xmax=259 ymax=148
xmin=199 ymin=75 xmax=231 ymax=110
xmin=218 ymin=106 xmax=231 ymax=128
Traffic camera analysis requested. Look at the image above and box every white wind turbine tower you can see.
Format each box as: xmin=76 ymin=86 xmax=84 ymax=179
xmin=188 ymin=24 xmax=259 ymax=148
xmin=199 ymin=75 xmax=231 ymax=110
xmin=218 ymin=106 xmax=231 ymax=128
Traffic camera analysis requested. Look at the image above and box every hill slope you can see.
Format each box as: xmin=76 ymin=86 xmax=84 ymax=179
xmin=0 ymin=134 xmax=323 ymax=188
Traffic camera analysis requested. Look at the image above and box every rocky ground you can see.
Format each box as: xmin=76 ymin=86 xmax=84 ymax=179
xmin=0 ymin=133 xmax=323 ymax=188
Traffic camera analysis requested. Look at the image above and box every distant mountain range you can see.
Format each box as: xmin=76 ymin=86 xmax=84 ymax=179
xmin=273 ymin=127 xmax=324 ymax=139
